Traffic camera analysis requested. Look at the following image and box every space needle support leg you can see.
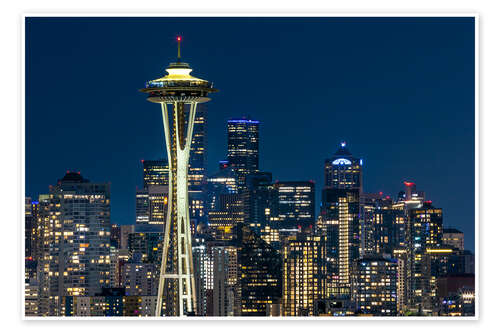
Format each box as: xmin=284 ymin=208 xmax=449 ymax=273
xmin=174 ymin=101 xmax=198 ymax=316
xmin=156 ymin=102 xmax=174 ymax=317
xmin=185 ymin=102 xmax=198 ymax=314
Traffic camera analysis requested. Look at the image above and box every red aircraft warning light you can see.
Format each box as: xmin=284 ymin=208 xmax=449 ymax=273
xmin=404 ymin=181 xmax=415 ymax=187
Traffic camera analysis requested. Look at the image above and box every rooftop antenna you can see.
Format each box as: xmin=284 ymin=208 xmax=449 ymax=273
xmin=177 ymin=36 xmax=182 ymax=62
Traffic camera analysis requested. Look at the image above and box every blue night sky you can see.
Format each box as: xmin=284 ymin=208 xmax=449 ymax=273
xmin=25 ymin=17 xmax=475 ymax=251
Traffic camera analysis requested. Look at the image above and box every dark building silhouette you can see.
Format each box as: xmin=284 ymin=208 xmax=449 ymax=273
xmin=232 ymin=224 xmax=282 ymax=316
xmin=242 ymin=172 xmax=278 ymax=233
xmin=274 ymin=181 xmax=315 ymax=230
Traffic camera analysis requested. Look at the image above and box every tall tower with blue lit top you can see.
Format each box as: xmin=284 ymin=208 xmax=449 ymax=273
xmin=140 ymin=37 xmax=217 ymax=316
xmin=321 ymin=141 xmax=363 ymax=296
xmin=324 ymin=141 xmax=363 ymax=191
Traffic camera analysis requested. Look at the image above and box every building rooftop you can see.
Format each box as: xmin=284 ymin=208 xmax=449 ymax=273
xmin=443 ymin=228 xmax=464 ymax=234
xmin=58 ymin=171 xmax=89 ymax=184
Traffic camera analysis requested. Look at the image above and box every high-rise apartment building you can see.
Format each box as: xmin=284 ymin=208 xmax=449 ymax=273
xmin=282 ymin=233 xmax=327 ymax=316
xmin=37 ymin=172 xmax=111 ymax=316
xmin=352 ymin=256 xmax=398 ymax=316
xmin=122 ymin=259 xmax=157 ymax=296
xmin=227 ymin=118 xmax=259 ymax=187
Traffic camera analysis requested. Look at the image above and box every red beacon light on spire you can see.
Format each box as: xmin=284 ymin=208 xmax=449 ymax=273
xmin=176 ymin=36 xmax=181 ymax=42
xmin=404 ymin=181 xmax=415 ymax=187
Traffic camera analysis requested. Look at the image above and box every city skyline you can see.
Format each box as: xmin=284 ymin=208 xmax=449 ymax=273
xmin=25 ymin=17 xmax=475 ymax=251
xmin=24 ymin=16 xmax=476 ymax=318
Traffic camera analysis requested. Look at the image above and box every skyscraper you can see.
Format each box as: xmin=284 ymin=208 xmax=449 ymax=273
xmin=146 ymin=186 xmax=169 ymax=226
xmin=322 ymin=142 xmax=363 ymax=297
xmin=140 ymin=37 xmax=217 ymax=316
xmin=187 ymin=103 xmax=208 ymax=226
xmin=37 ymin=172 xmax=111 ymax=316
xmin=407 ymin=201 xmax=443 ymax=314
xmin=360 ymin=193 xmax=403 ymax=257
xmin=206 ymin=162 xmax=238 ymax=212
xmin=242 ymin=172 xmax=278 ymax=233
xmin=227 ymin=118 xmax=259 ymax=187
xmin=321 ymin=188 xmax=360 ymax=295
xmin=207 ymin=193 xmax=245 ymax=241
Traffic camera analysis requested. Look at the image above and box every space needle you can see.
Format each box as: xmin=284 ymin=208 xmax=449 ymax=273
xmin=140 ymin=37 xmax=217 ymax=316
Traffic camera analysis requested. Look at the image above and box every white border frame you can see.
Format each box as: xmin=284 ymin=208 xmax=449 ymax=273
xmin=20 ymin=12 xmax=479 ymax=321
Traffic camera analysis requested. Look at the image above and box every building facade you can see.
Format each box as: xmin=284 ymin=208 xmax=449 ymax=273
xmin=407 ymin=201 xmax=443 ymax=314
xmin=227 ymin=118 xmax=259 ymax=187
xmin=324 ymin=141 xmax=362 ymax=191
xmin=274 ymin=181 xmax=315 ymax=230
xmin=282 ymin=234 xmax=327 ymax=316
xmin=37 ymin=172 xmax=111 ymax=316
xmin=352 ymin=256 xmax=398 ymax=316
